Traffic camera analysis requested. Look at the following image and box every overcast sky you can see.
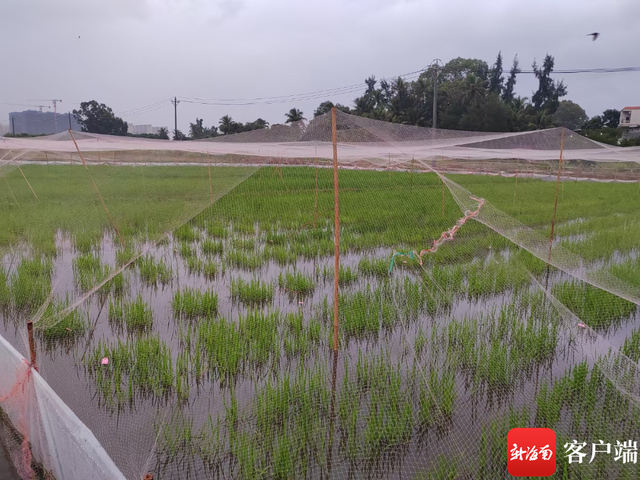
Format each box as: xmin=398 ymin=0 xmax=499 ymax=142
xmin=1 ymin=0 xmax=639 ymax=132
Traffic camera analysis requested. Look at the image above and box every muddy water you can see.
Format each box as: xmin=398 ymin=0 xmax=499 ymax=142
xmin=0 ymin=228 xmax=638 ymax=479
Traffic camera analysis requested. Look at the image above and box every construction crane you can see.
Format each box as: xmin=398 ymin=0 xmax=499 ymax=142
xmin=4 ymin=103 xmax=51 ymax=112
xmin=28 ymin=99 xmax=63 ymax=130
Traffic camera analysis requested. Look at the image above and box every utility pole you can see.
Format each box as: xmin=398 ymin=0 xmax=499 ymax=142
xmin=432 ymin=59 xmax=442 ymax=129
xmin=171 ymin=97 xmax=180 ymax=139
xmin=11 ymin=117 xmax=15 ymax=136
xmin=68 ymin=112 xmax=72 ymax=130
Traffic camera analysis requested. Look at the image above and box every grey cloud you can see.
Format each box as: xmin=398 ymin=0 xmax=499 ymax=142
xmin=1 ymin=0 xmax=639 ymax=130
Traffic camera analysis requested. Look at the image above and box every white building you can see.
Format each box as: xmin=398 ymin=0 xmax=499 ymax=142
xmin=127 ymin=124 xmax=167 ymax=136
xmin=620 ymin=107 xmax=640 ymax=140
xmin=619 ymin=107 xmax=640 ymax=129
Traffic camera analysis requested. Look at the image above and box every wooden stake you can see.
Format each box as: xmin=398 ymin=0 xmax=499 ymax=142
xmin=547 ymin=128 xmax=565 ymax=263
xmin=441 ymin=176 xmax=445 ymax=217
xmin=331 ymin=108 xmax=340 ymax=352
xmin=513 ymin=156 xmax=519 ymax=206
xmin=326 ymin=348 xmax=339 ymax=475
xmin=68 ymin=130 xmax=125 ymax=248
xmin=27 ymin=321 xmax=37 ymax=370
xmin=208 ymin=151 xmax=213 ymax=202
xmin=410 ymin=156 xmax=414 ymax=191
xmin=314 ymin=166 xmax=318 ymax=228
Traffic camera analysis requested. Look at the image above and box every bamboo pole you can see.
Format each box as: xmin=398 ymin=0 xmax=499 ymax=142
xmin=2 ymin=173 xmax=18 ymax=205
xmin=547 ymin=129 xmax=565 ymax=263
xmin=331 ymin=108 xmax=340 ymax=352
xmin=68 ymin=130 xmax=125 ymax=247
xmin=17 ymin=165 xmax=38 ymax=199
xmin=27 ymin=321 xmax=37 ymax=370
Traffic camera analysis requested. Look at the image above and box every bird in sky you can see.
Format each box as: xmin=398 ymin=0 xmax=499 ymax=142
xmin=588 ymin=32 xmax=599 ymax=41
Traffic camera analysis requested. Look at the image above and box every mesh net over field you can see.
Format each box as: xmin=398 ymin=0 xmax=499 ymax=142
xmin=1 ymin=111 xmax=640 ymax=479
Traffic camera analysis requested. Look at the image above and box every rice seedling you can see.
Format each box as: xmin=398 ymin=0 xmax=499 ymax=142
xmin=115 ymin=246 xmax=136 ymax=266
xmin=10 ymin=257 xmax=52 ymax=312
xmin=74 ymin=231 xmax=101 ymax=254
xmin=232 ymin=222 xmax=255 ymax=236
xmin=0 ymin=268 xmax=10 ymax=309
xmin=137 ymin=255 xmax=172 ymax=285
xmin=185 ymin=256 xmax=204 ymax=274
xmin=197 ymin=317 xmax=243 ymax=379
xmin=197 ymin=310 xmax=279 ymax=379
xmin=178 ymin=242 xmax=196 ymax=260
xmin=230 ymin=237 xmax=255 ymax=251
xmin=109 ymin=272 xmax=126 ymax=296
xmin=552 ymin=280 xmax=636 ymax=328
xmin=73 ymin=253 xmax=112 ymax=292
xmin=622 ymin=328 xmax=640 ymax=362
xmin=174 ymin=224 xmax=198 ymax=243
xmin=230 ymin=278 xmax=274 ymax=305
xmin=172 ymin=288 xmax=218 ymax=318
xmin=109 ymin=297 xmax=124 ymax=323
xmin=88 ymin=335 xmax=174 ymax=405
xmin=202 ymin=260 xmax=220 ymax=279
xmin=121 ymin=295 xmax=153 ymax=330
xmin=39 ymin=301 xmax=87 ymax=340
xmin=205 ymin=222 xmax=227 ymax=239
xmin=278 ymin=270 xmax=315 ymax=296
xmin=201 ymin=239 xmax=223 ymax=256
xmin=282 ymin=312 xmax=321 ymax=357
xmin=610 ymin=257 xmax=640 ymax=287
xmin=156 ymin=411 xmax=196 ymax=461
xmin=226 ymin=250 xmax=265 ymax=270
xmin=175 ymin=350 xmax=190 ymax=403
xmin=418 ymin=368 xmax=456 ymax=427
xmin=358 ymin=256 xmax=389 ymax=277
xmin=266 ymin=245 xmax=297 ymax=266
xmin=339 ymin=265 xmax=358 ymax=285
xmin=318 ymin=264 xmax=359 ymax=285
xmin=415 ymin=455 xmax=459 ymax=480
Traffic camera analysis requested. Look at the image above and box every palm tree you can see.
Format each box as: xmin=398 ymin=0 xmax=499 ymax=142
xmin=157 ymin=127 xmax=169 ymax=140
xmin=285 ymin=108 xmax=306 ymax=124
xmin=219 ymin=115 xmax=235 ymax=135
xmin=462 ymin=76 xmax=487 ymax=107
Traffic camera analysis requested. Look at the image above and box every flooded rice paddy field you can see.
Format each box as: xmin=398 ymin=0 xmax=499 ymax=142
xmin=1 ymin=165 xmax=639 ymax=479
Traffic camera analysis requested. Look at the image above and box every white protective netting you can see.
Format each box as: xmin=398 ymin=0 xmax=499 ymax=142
xmin=1 ymin=110 xmax=639 ymax=479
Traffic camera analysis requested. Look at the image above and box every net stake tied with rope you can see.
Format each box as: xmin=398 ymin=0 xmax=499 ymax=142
xmin=389 ymin=195 xmax=485 ymax=272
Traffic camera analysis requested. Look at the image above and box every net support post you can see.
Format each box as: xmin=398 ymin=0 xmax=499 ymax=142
xmin=331 ymin=107 xmax=340 ymax=352
xmin=27 ymin=320 xmax=36 ymax=370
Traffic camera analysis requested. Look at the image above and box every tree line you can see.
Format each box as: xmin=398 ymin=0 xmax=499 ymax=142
xmin=70 ymin=54 xmax=638 ymax=146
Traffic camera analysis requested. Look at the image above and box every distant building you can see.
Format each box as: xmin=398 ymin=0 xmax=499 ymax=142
xmin=8 ymin=110 xmax=81 ymax=135
xmin=619 ymin=107 xmax=640 ymax=139
xmin=127 ymin=124 xmax=167 ymax=136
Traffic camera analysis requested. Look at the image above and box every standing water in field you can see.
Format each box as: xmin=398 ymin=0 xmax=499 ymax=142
xmin=0 ymin=113 xmax=639 ymax=479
